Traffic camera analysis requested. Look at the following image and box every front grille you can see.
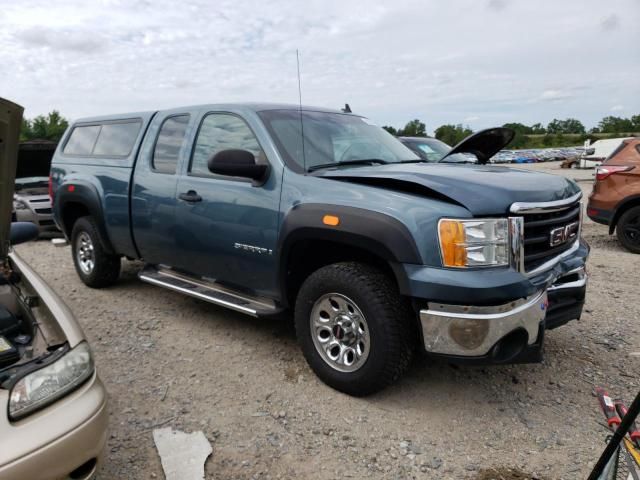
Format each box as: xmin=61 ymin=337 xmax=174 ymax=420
xmin=522 ymin=203 xmax=581 ymax=272
xmin=35 ymin=207 xmax=52 ymax=214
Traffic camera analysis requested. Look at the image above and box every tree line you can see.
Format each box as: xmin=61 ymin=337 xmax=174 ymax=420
xmin=20 ymin=111 xmax=69 ymax=142
xmin=384 ymin=114 xmax=640 ymax=148
xmin=19 ymin=110 xmax=640 ymax=150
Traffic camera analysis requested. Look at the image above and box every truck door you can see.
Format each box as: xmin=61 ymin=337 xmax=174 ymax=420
xmin=131 ymin=111 xmax=194 ymax=265
xmin=173 ymin=111 xmax=281 ymax=296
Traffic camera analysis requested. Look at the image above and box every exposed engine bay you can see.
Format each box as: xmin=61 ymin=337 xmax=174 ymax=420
xmin=0 ymin=263 xmax=67 ymax=385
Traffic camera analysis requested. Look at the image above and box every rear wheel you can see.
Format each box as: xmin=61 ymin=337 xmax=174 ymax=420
xmin=295 ymin=262 xmax=414 ymax=396
xmin=617 ymin=206 xmax=640 ymax=254
xmin=71 ymin=216 xmax=121 ymax=288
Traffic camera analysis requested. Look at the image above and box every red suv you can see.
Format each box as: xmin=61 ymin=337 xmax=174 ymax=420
xmin=587 ymin=138 xmax=640 ymax=253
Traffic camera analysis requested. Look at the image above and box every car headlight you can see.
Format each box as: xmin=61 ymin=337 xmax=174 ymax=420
xmin=9 ymin=342 xmax=94 ymax=420
xmin=13 ymin=199 xmax=28 ymax=210
xmin=438 ymin=218 xmax=509 ymax=268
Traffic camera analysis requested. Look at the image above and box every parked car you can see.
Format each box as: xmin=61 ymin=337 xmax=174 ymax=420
xmin=580 ymin=138 xmax=633 ymax=168
xmin=12 ymin=140 xmax=58 ymax=235
xmin=491 ymin=150 xmax=517 ymax=164
xmin=587 ymin=138 xmax=640 ymax=253
xmin=398 ymin=136 xmax=474 ymax=163
xmin=513 ymin=150 xmax=538 ymax=163
xmin=51 ymin=104 xmax=588 ymax=395
xmin=0 ymin=98 xmax=107 ymax=480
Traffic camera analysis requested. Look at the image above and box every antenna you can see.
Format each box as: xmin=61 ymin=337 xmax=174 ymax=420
xmin=296 ymin=49 xmax=307 ymax=171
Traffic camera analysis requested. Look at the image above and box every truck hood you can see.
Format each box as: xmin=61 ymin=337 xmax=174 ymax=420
xmin=0 ymin=98 xmax=24 ymax=260
xmin=315 ymin=163 xmax=581 ymax=216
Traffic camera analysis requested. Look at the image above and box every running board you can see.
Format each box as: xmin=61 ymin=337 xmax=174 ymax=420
xmin=138 ymin=265 xmax=280 ymax=317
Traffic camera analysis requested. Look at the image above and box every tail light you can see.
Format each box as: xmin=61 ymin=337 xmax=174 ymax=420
xmin=595 ymin=165 xmax=634 ymax=181
xmin=48 ymin=173 xmax=53 ymax=200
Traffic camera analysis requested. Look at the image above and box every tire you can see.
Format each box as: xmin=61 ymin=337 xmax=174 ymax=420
xmin=616 ymin=206 xmax=640 ymax=254
xmin=294 ymin=262 xmax=414 ymax=396
xmin=71 ymin=216 xmax=121 ymax=288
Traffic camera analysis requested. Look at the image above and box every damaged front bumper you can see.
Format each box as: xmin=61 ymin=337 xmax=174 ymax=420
xmin=402 ymin=233 xmax=589 ymax=364
xmin=416 ymin=265 xmax=587 ymax=364
xmin=420 ymin=289 xmax=548 ymax=358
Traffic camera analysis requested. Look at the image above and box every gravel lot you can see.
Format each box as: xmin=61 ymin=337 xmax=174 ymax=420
xmin=15 ymin=162 xmax=640 ymax=480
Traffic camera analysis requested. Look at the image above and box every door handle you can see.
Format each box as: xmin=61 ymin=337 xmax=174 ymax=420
xmin=178 ymin=190 xmax=202 ymax=203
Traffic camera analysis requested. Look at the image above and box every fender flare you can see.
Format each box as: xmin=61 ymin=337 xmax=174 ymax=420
xmin=610 ymin=194 xmax=640 ymax=234
xmin=277 ymin=204 xmax=422 ymax=302
xmin=54 ymin=181 xmax=116 ymax=254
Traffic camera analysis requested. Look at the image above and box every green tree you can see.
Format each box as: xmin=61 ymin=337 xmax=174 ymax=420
xmin=509 ymin=132 xmax=530 ymax=149
xmin=20 ymin=110 xmax=69 ymax=142
xmin=382 ymin=125 xmax=398 ymax=135
xmin=530 ymin=123 xmax=546 ymax=134
xmin=597 ymin=115 xmax=634 ymax=133
xmin=502 ymin=122 xmax=532 ymax=134
xmin=546 ymin=118 xmax=585 ymax=134
xmin=398 ymin=119 xmax=427 ymax=137
xmin=434 ymin=124 xmax=473 ymax=146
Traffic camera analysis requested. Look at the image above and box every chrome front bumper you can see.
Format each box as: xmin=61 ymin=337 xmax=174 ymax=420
xmin=419 ymin=266 xmax=587 ymax=357
xmin=420 ymin=290 xmax=547 ymax=357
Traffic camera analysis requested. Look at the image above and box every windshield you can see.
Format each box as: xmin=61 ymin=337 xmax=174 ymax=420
xmin=402 ymin=138 xmax=477 ymax=163
xmin=258 ymin=110 xmax=419 ymax=172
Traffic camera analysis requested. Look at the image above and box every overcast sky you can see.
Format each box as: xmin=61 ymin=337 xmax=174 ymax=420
xmin=1 ymin=0 xmax=639 ymax=133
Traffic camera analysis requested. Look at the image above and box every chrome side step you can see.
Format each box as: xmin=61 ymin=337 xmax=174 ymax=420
xmin=138 ymin=265 xmax=280 ymax=317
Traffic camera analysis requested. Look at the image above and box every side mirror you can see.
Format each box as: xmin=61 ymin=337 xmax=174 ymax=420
xmin=207 ymin=149 xmax=268 ymax=184
xmin=10 ymin=222 xmax=39 ymax=246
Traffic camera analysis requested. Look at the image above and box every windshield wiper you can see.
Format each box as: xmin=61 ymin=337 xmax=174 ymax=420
xmin=399 ymin=159 xmax=428 ymax=164
xmin=307 ymin=159 xmax=388 ymax=172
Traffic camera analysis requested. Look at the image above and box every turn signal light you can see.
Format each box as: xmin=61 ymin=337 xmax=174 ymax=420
xmin=322 ymin=215 xmax=340 ymax=226
xmin=438 ymin=220 xmax=467 ymax=267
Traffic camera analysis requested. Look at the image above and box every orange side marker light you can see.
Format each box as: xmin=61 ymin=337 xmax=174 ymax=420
xmin=323 ymin=215 xmax=340 ymax=226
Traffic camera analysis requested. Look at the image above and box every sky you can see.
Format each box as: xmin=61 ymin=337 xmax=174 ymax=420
xmin=1 ymin=0 xmax=639 ymax=134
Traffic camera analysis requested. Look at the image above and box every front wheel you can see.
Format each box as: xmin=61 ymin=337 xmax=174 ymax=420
xmin=617 ymin=205 xmax=640 ymax=254
xmin=295 ymin=262 xmax=414 ymax=396
xmin=71 ymin=216 xmax=121 ymax=288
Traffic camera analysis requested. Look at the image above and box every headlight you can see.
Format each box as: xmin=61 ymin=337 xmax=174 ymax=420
xmin=9 ymin=342 xmax=94 ymax=420
xmin=438 ymin=218 xmax=509 ymax=268
xmin=13 ymin=199 xmax=28 ymax=210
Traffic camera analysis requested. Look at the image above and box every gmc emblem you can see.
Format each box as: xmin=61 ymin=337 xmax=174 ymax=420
xmin=549 ymin=221 xmax=579 ymax=247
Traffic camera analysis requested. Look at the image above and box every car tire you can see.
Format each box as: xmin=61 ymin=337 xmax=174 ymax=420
xmin=294 ymin=262 xmax=414 ymax=396
xmin=616 ymin=206 xmax=640 ymax=254
xmin=71 ymin=216 xmax=121 ymax=288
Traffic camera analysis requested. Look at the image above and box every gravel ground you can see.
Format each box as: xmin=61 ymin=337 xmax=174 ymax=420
xmin=15 ymin=162 xmax=640 ymax=480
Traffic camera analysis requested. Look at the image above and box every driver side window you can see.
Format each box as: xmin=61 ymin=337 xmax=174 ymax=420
xmin=190 ymin=113 xmax=264 ymax=177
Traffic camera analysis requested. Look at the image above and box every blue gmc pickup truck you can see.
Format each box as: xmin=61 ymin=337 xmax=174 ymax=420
xmin=50 ymin=104 xmax=588 ymax=395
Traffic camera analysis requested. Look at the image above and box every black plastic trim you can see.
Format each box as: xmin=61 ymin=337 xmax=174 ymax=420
xmin=54 ymin=181 xmax=116 ymax=254
xmin=610 ymin=195 xmax=640 ymax=234
xmin=278 ymin=204 xmax=421 ymax=303
xmin=545 ymin=283 xmax=586 ymax=330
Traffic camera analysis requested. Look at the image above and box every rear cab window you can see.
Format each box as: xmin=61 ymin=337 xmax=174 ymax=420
xmin=63 ymin=120 xmax=142 ymax=157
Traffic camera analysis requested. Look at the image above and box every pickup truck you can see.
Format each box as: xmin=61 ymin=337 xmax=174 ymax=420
xmin=51 ymin=104 xmax=589 ymax=395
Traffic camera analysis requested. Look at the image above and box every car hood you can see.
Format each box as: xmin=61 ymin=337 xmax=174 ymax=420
xmin=315 ymin=163 xmax=581 ymax=216
xmin=0 ymin=98 xmax=24 ymax=260
xmin=440 ymin=127 xmax=515 ymax=164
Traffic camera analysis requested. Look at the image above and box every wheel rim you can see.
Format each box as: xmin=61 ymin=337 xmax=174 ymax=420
xmin=310 ymin=293 xmax=370 ymax=373
xmin=622 ymin=213 xmax=640 ymax=246
xmin=76 ymin=232 xmax=95 ymax=275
